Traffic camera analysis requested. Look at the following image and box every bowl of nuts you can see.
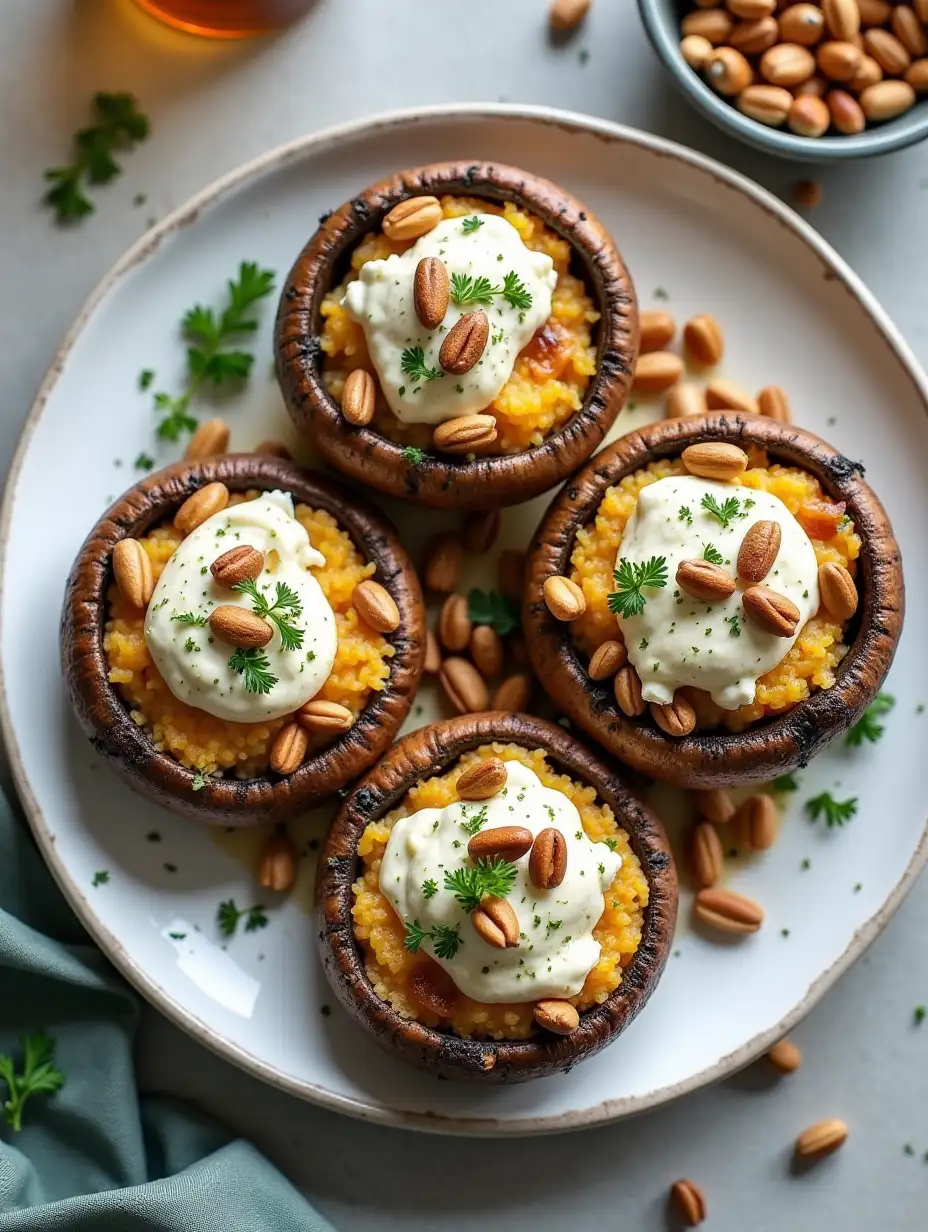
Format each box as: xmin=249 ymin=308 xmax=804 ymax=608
xmin=637 ymin=0 xmax=928 ymax=160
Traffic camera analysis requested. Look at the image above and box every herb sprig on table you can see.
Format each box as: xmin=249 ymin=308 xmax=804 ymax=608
xmin=43 ymin=93 xmax=149 ymax=224
xmin=0 ymin=1033 xmax=66 ymax=1132
xmin=150 ymin=262 xmax=275 ymax=441
xmin=607 ymin=556 xmax=668 ymax=619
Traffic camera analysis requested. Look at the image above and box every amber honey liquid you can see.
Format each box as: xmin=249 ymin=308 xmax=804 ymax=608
xmin=132 ymin=0 xmax=314 ymax=37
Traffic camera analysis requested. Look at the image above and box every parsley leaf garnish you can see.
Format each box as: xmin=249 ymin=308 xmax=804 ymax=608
xmin=467 ymin=588 xmax=520 ymax=636
xmin=444 ymin=857 xmax=518 ymax=913
xmin=401 ymin=445 xmax=426 ymax=466
xmin=806 ymin=792 xmax=858 ymax=828
xmin=450 ymin=273 xmax=497 ymax=306
xmin=403 ymin=919 xmax=463 ymax=960
xmin=448 ymin=270 xmax=533 ymax=317
xmin=772 ymin=773 xmax=800 ymax=792
xmin=501 ymin=270 xmax=532 ymax=314
xmin=0 ymin=1033 xmax=66 ymax=1132
xmin=431 ymin=924 xmax=464 ymax=960
xmin=228 ymin=647 xmax=278 ymax=695
xmin=217 ymin=899 xmax=268 ymax=938
xmin=138 ymin=369 xmax=155 ymax=391
xmin=43 ymin=93 xmax=149 ymax=224
xmin=724 ymin=614 xmax=741 ymax=638
xmin=460 ymin=805 xmax=489 ymax=836
xmin=421 ymin=879 xmax=438 ymax=899
xmin=134 ymin=452 xmax=154 ymax=471
xmin=92 ymin=870 xmax=109 ymax=887
xmin=845 ymin=692 xmax=895 ymax=747
xmin=234 ymin=578 xmax=304 ymax=651
xmin=400 ymin=346 xmax=443 ymax=384
xmin=607 ymin=556 xmax=668 ymax=619
xmin=702 ymin=543 xmax=724 ymax=565
xmin=461 ymin=216 xmax=484 ymax=234
xmin=678 ymin=506 xmax=693 ymax=525
xmin=701 ymin=492 xmax=742 ymax=530
xmin=151 ymin=261 xmax=275 ymax=441
xmin=192 ymin=772 xmax=208 ymax=792
xmin=171 ymin=611 xmax=207 ymax=627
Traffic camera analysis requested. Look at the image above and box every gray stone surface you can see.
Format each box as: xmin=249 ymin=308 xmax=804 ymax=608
xmin=1 ymin=1 xmax=926 ymax=1228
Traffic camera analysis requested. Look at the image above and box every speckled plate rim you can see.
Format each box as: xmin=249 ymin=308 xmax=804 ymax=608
xmin=2 ymin=103 xmax=927 ymax=1137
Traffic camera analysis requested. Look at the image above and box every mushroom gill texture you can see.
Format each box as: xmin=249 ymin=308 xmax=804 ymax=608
xmin=317 ymin=712 xmax=677 ymax=1083
xmin=275 ymin=160 xmax=640 ymax=510
xmin=524 ymin=413 xmax=904 ymax=789
xmin=61 ymin=454 xmax=425 ymax=825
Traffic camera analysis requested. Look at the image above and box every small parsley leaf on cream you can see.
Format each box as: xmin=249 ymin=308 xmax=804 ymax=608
xmin=461 ymin=216 xmax=484 ymax=234
xmin=702 ymin=542 xmax=724 ymax=565
xmin=701 ymin=492 xmax=741 ymax=530
xmin=608 ymin=556 xmax=668 ymax=619
xmin=228 ymin=647 xmax=277 ymax=695
xmin=400 ymin=346 xmax=442 ymax=384
xmin=444 ymin=858 xmax=517 ymax=913
xmin=421 ymin=879 xmax=438 ymax=900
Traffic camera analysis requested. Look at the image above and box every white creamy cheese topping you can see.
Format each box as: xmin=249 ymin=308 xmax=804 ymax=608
xmin=617 ymin=475 xmax=819 ymax=709
xmin=144 ymin=492 xmax=338 ymax=723
xmin=379 ymin=761 xmax=621 ymax=1003
xmin=343 ymin=213 xmax=556 ymax=425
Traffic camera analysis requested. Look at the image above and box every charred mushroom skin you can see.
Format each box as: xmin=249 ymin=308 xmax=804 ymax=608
xmin=524 ymin=414 xmax=904 ymax=789
xmin=318 ymin=712 xmax=677 ymax=1083
xmin=61 ymin=455 xmax=425 ymax=825
xmin=276 ymin=161 xmax=640 ymax=510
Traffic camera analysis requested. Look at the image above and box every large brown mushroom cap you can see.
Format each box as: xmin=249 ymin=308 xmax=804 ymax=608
xmin=61 ymin=455 xmax=425 ymax=825
xmin=317 ymin=712 xmax=677 ymax=1083
xmin=275 ymin=161 xmax=639 ymax=510
xmin=524 ymin=413 xmax=905 ymax=788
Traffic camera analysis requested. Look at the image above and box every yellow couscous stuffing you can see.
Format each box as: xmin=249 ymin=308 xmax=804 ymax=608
xmin=351 ymin=744 xmax=648 ymax=1040
xmin=319 ymin=196 xmax=599 ymax=455
xmin=104 ymin=496 xmax=393 ymax=776
xmin=569 ymin=455 xmax=862 ymax=731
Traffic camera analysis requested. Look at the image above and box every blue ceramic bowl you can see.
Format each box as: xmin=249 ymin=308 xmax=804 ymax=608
xmin=637 ymin=0 xmax=928 ymax=161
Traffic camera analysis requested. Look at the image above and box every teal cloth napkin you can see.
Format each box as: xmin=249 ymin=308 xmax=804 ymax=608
xmin=0 ymin=791 xmax=333 ymax=1231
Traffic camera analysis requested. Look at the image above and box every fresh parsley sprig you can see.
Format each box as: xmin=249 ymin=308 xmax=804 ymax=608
xmin=0 ymin=1033 xmax=66 ymax=1132
xmin=845 ymin=693 xmax=895 ymax=747
xmin=403 ymin=919 xmax=463 ymax=960
xmin=459 ymin=805 xmax=489 ymax=837
xmin=234 ymin=578 xmax=304 ymax=651
xmin=701 ymin=492 xmax=742 ymax=530
xmin=806 ymin=792 xmax=858 ymax=828
xmin=444 ymin=857 xmax=518 ymax=914
xmin=461 ymin=216 xmax=484 ymax=234
xmin=171 ymin=611 xmax=207 ymax=627
xmin=449 ymin=270 xmax=534 ymax=318
xmin=152 ymin=262 xmax=276 ymax=441
xmin=401 ymin=445 xmax=427 ymax=466
xmin=607 ymin=556 xmax=668 ymax=619
xmin=400 ymin=346 xmax=442 ymax=385
xmin=217 ymin=899 xmax=268 ymax=937
xmin=772 ymin=773 xmax=800 ymax=793
xmin=43 ymin=93 xmax=149 ymax=224
xmin=467 ymin=588 xmax=520 ymax=636
xmin=228 ymin=647 xmax=278 ymax=695
xmin=702 ymin=543 xmax=724 ymax=565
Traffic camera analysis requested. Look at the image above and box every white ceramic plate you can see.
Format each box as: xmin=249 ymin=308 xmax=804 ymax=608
xmin=2 ymin=105 xmax=926 ymax=1137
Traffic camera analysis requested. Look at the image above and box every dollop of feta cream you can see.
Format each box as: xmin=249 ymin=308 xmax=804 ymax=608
xmin=379 ymin=761 xmax=620 ymax=1003
xmin=343 ymin=213 xmax=556 ymax=425
xmin=144 ymin=492 xmax=338 ymax=723
xmin=616 ymin=475 xmax=819 ymax=709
